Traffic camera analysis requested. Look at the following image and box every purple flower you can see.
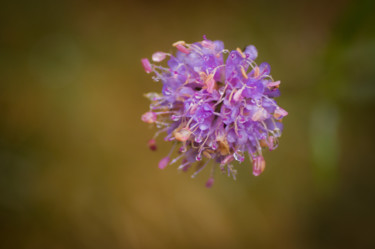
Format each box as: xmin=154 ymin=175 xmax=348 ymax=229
xmin=141 ymin=36 xmax=288 ymax=187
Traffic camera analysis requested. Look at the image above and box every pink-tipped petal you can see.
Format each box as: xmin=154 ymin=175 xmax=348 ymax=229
xmin=252 ymin=156 xmax=266 ymax=176
xmin=152 ymin=52 xmax=167 ymax=62
xmin=158 ymin=157 xmax=170 ymax=170
xmin=141 ymin=58 xmax=152 ymax=73
xmin=221 ymin=155 xmax=234 ymax=164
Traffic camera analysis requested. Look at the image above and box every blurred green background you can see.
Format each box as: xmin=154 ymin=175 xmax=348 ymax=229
xmin=1 ymin=0 xmax=375 ymax=248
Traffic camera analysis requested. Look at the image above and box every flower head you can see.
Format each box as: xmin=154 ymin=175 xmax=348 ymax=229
xmin=141 ymin=36 xmax=287 ymax=187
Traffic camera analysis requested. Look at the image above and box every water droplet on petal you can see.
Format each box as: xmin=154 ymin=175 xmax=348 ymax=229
xmin=219 ymin=87 xmax=225 ymax=95
xmin=233 ymin=151 xmax=244 ymax=162
xmin=171 ymin=115 xmax=180 ymax=121
xmin=164 ymin=87 xmax=172 ymax=95
xmin=195 ymin=135 xmax=203 ymax=143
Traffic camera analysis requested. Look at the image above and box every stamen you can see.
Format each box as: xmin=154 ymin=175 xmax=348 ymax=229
xmin=236 ymin=47 xmax=246 ymax=58
xmin=191 ymin=160 xmax=210 ymax=178
xmin=228 ymin=89 xmax=237 ymax=103
xmin=240 ymin=66 xmax=248 ymax=79
xmin=178 ymin=161 xmax=190 ymax=171
xmin=170 ymin=153 xmax=184 ymax=165
xmin=253 ymin=66 xmax=260 ymax=78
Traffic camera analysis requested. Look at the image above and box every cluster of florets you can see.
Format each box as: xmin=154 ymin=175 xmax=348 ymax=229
xmin=141 ymin=36 xmax=287 ymax=187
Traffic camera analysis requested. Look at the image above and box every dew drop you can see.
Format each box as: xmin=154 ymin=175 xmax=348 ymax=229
xmin=195 ymin=135 xmax=203 ymax=143
xmin=219 ymin=87 xmax=225 ymax=95
xmin=239 ymin=116 xmax=246 ymax=123
xmin=233 ymin=151 xmax=244 ymax=162
xmin=164 ymin=87 xmax=172 ymax=95
xmin=171 ymin=115 xmax=180 ymax=121
xmin=194 ymin=92 xmax=202 ymax=99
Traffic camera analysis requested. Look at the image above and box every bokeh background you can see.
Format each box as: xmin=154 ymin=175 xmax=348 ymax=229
xmin=1 ymin=0 xmax=375 ymax=248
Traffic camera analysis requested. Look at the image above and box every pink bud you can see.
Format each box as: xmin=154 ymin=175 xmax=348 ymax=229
xmin=158 ymin=157 xmax=170 ymax=170
xmin=152 ymin=52 xmax=167 ymax=62
xmin=148 ymin=139 xmax=157 ymax=151
xmin=141 ymin=58 xmax=152 ymax=73
xmin=141 ymin=112 xmax=157 ymax=123
xmin=205 ymin=177 xmax=214 ymax=188
xmin=252 ymin=156 xmax=266 ymax=176
xmin=175 ymin=44 xmax=191 ymax=54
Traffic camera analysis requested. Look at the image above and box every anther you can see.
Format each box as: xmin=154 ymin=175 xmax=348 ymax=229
xmin=141 ymin=58 xmax=152 ymax=73
xmin=148 ymin=139 xmax=157 ymax=151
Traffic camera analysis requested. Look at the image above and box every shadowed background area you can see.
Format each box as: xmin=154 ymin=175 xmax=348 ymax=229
xmin=1 ymin=0 xmax=375 ymax=248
